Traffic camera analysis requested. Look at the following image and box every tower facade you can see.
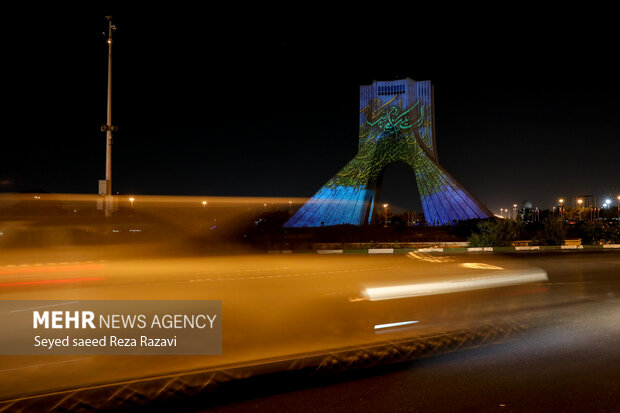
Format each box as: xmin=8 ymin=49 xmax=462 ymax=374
xmin=284 ymin=78 xmax=491 ymax=227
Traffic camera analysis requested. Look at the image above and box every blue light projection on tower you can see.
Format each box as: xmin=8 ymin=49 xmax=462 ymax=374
xmin=284 ymin=78 xmax=492 ymax=227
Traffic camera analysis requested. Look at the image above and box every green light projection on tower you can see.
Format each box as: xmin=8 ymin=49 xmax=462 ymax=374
xmin=284 ymin=78 xmax=492 ymax=227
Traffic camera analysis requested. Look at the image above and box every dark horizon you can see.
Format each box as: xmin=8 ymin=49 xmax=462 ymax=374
xmin=4 ymin=11 xmax=619 ymax=215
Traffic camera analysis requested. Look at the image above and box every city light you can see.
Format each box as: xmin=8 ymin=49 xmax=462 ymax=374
xmin=383 ymin=203 xmax=389 ymax=227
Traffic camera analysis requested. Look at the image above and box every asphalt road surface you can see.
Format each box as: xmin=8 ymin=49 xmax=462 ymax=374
xmin=0 ymin=249 xmax=618 ymax=412
xmin=193 ymin=254 xmax=619 ymax=413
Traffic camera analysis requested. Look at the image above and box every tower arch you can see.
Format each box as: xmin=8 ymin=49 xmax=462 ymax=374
xmin=284 ymin=78 xmax=491 ymax=227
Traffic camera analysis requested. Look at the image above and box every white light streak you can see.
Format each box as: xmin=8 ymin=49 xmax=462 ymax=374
xmin=374 ymin=320 xmax=420 ymax=330
xmin=363 ymin=269 xmax=548 ymax=301
xmin=459 ymin=263 xmax=504 ymax=270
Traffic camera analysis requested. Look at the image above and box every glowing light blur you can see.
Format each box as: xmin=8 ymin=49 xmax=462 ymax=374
xmin=0 ymin=263 xmax=106 ymax=275
xmin=362 ymin=269 xmax=548 ymax=301
xmin=407 ymin=252 xmax=454 ymax=263
xmin=374 ymin=320 xmax=419 ymax=330
xmin=459 ymin=263 xmax=504 ymax=270
xmin=0 ymin=192 xmax=565 ymax=407
xmin=0 ymin=276 xmax=104 ymax=288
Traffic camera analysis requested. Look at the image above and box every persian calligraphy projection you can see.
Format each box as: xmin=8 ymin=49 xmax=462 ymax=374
xmin=284 ymin=78 xmax=492 ymax=227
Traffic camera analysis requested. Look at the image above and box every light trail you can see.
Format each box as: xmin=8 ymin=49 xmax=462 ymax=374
xmin=374 ymin=320 xmax=420 ymax=330
xmin=363 ymin=269 xmax=548 ymax=301
xmin=0 ymin=277 xmax=104 ymax=288
xmin=0 ymin=264 xmax=106 ymax=275
xmin=7 ymin=301 xmax=80 ymax=313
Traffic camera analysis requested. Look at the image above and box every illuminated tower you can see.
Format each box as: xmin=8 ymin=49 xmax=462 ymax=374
xmin=284 ymin=78 xmax=492 ymax=227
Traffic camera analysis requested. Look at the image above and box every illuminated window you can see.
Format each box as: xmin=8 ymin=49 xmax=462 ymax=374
xmin=377 ymin=84 xmax=406 ymax=96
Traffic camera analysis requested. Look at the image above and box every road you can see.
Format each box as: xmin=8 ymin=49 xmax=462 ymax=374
xmin=0 ymin=248 xmax=618 ymax=411
xmin=192 ymin=252 xmax=620 ymax=413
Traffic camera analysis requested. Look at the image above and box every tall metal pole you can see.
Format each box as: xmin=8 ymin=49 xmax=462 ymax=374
xmin=100 ymin=16 xmax=116 ymax=197
xmin=106 ymin=16 xmax=113 ymax=192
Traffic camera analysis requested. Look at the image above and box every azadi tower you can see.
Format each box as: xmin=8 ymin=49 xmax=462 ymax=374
xmin=284 ymin=78 xmax=491 ymax=227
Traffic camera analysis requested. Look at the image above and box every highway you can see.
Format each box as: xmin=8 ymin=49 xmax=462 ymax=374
xmin=0 ymin=248 xmax=618 ymax=411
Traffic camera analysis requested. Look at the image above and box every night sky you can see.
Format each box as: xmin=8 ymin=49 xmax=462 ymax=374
xmin=4 ymin=9 xmax=619 ymax=215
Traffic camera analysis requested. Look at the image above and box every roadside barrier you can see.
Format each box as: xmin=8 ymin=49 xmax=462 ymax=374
xmin=267 ymin=244 xmax=620 ymax=254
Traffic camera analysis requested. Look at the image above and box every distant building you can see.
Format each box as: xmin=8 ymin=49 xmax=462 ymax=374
xmin=520 ymin=200 xmax=539 ymax=222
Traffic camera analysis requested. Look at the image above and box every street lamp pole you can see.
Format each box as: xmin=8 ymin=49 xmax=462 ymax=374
xmin=100 ymin=16 xmax=117 ymax=197
xmin=383 ymin=204 xmax=389 ymax=227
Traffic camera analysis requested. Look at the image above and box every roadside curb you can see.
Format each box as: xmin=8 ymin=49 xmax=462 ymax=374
xmin=267 ymin=244 xmax=620 ymax=255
